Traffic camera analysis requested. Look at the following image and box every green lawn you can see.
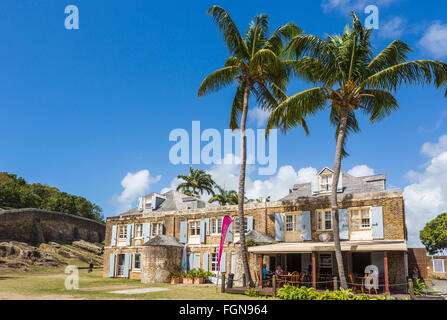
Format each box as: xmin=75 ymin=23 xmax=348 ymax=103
xmin=0 ymin=267 xmax=270 ymax=300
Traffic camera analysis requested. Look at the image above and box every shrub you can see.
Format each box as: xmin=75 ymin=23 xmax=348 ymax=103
xmin=245 ymin=288 xmax=261 ymax=297
xmin=276 ymin=285 xmax=396 ymax=300
xmin=413 ymin=279 xmax=427 ymax=296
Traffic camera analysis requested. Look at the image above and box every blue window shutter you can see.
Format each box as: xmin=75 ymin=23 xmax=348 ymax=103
xmin=311 ymin=174 xmax=319 ymax=195
xmin=338 ymin=209 xmax=349 ymax=240
xmin=247 ymin=216 xmax=254 ymax=232
xmin=220 ymin=252 xmax=227 ymax=272
xmin=302 ymin=211 xmax=312 ymax=240
xmin=205 ymin=218 xmax=210 ymax=236
xmin=108 ymin=254 xmax=115 ymax=277
xmin=188 ymin=254 xmax=194 ymax=271
xmin=180 ymin=221 xmax=187 ymax=244
xmin=200 ymin=219 xmax=206 ymax=243
xmin=203 ymin=253 xmax=209 ymax=271
xmin=372 ymin=207 xmax=384 ymax=239
xmin=337 ymin=172 xmax=343 ymax=192
xmin=123 ymin=253 xmax=131 ymax=278
xmin=126 ymin=224 xmax=132 ymax=246
xmin=275 ymin=213 xmax=284 ymax=241
xmin=194 ymin=253 xmax=200 ymax=270
xmin=142 ymin=223 xmax=151 ymax=243
xmin=111 ymin=225 xmax=117 ymax=246
xmin=225 ymin=221 xmax=234 ymax=242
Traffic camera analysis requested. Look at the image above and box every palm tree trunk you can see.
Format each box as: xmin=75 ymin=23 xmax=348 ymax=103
xmin=331 ymin=107 xmax=349 ymax=290
xmin=238 ymin=84 xmax=254 ymax=287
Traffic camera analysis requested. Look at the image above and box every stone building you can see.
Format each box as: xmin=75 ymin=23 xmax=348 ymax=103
xmin=103 ymin=167 xmax=408 ymax=293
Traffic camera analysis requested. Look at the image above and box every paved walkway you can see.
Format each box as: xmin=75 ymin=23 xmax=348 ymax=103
xmin=432 ymin=279 xmax=447 ymax=297
xmin=107 ymin=288 xmax=169 ymax=295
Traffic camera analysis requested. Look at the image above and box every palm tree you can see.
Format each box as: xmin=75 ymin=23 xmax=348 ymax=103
xmin=208 ymin=186 xmax=238 ymax=206
xmin=268 ymin=13 xmax=447 ymax=289
xmin=176 ymin=166 xmax=215 ymax=197
xmin=198 ymin=5 xmax=302 ymax=286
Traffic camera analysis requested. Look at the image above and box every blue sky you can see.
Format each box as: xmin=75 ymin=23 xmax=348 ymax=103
xmin=1 ymin=0 xmax=446 ymax=246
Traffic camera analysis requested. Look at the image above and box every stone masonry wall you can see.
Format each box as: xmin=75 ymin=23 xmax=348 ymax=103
xmin=0 ymin=209 xmax=105 ymax=244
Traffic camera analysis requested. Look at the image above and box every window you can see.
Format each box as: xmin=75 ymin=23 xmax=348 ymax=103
xmin=350 ymin=208 xmax=371 ymax=229
xmin=189 ymin=221 xmax=200 ymax=236
xmin=320 ymin=175 xmax=333 ymax=192
xmin=211 ymin=218 xmax=223 ymax=234
xmin=285 ymin=214 xmax=301 ymax=232
xmin=316 ymin=210 xmax=332 ymax=231
xmin=145 ymin=198 xmax=152 ymax=210
xmin=211 ymin=253 xmax=218 ymax=272
xmin=135 ymin=224 xmax=143 ymax=238
xmin=286 ymin=215 xmax=294 ymax=232
xmin=433 ymin=259 xmax=445 ymax=273
xmin=151 ymin=222 xmax=164 ymax=237
xmin=118 ymin=225 xmax=127 ymax=239
xmin=235 ymin=217 xmax=248 ymax=233
xmin=133 ymin=254 xmax=141 ymax=270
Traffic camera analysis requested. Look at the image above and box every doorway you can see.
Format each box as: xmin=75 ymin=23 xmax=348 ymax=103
xmin=116 ymin=254 xmax=125 ymax=277
xmin=352 ymin=252 xmax=371 ymax=274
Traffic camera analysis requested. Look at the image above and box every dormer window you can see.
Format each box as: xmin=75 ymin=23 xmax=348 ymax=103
xmin=145 ymin=198 xmax=152 ymax=210
xmin=320 ymin=174 xmax=333 ymax=192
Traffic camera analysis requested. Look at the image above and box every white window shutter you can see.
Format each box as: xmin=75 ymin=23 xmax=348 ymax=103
xmin=203 ymin=253 xmax=209 ymax=271
xmin=302 ymin=211 xmax=312 ymax=240
xmin=111 ymin=225 xmax=117 ymax=246
xmin=246 ymin=216 xmax=254 ymax=232
xmin=311 ymin=174 xmax=319 ymax=195
xmin=275 ymin=213 xmax=284 ymax=241
xmin=108 ymin=254 xmax=115 ymax=277
xmin=180 ymin=221 xmax=188 ymax=244
xmin=220 ymin=252 xmax=227 ymax=272
xmin=371 ymin=207 xmax=384 ymax=239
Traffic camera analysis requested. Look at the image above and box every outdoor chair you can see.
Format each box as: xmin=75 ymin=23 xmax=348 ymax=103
xmin=289 ymin=271 xmax=300 ymax=287
xmin=348 ymin=273 xmax=363 ymax=293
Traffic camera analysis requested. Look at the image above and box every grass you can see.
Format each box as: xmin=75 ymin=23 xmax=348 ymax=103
xmin=0 ymin=266 xmax=270 ymax=300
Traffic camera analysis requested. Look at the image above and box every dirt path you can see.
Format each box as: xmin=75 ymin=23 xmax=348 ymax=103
xmin=0 ymin=292 xmax=83 ymax=300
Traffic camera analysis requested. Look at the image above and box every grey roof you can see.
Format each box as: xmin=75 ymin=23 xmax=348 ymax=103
xmin=143 ymin=235 xmax=183 ymax=247
xmin=236 ymin=230 xmax=276 ymax=244
xmin=120 ymin=190 xmax=205 ymax=216
xmin=280 ymin=168 xmax=387 ymax=201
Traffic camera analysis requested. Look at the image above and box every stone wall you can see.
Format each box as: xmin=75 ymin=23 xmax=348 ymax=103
xmin=0 ymin=209 xmax=105 ymax=244
xmin=141 ymin=246 xmax=183 ymax=283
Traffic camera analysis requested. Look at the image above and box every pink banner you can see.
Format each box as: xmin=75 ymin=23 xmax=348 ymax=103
xmin=217 ymin=216 xmax=233 ymax=272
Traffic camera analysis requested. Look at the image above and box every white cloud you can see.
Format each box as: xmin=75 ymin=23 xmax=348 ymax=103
xmin=347 ymin=165 xmax=375 ymax=177
xmin=421 ymin=134 xmax=447 ymax=157
xmin=248 ymin=107 xmax=270 ymax=127
xmin=419 ymin=21 xmax=447 ymax=58
xmin=321 ymin=0 xmax=398 ymax=14
xmin=114 ymin=169 xmax=161 ymax=213
xmin=403 ymin=135 xmax=447 ymax=247
xmin=379 ymin=16 xmax=406 ymax=39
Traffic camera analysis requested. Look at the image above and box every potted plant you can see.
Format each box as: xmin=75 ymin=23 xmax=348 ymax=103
xmin=169 ymin=272 xmax=184 ymax=284
xmin=194 ymin=270 xmax=207 ymax=284
xmin=183 ymin=269 xmax=196 ymax=284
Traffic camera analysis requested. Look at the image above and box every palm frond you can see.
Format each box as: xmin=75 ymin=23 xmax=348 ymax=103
xmin=367 ymin=40 xmax=412 ymax=75
xmin=229 ymin=84 xmax=246 ymax=129
xmin=266 ymin=87 xmax=327 ymax=134
xmin=362 ymin=60 xmax=447 ymax=95
xmin=207 ymin=5 xmax=249 ymax=58
xmin=330 ymin=108 xmax=360 ymax=158
xmin=265 ymin=22 xmax=302 ymax=56
xmin=198 ymin=66 xmax=240 ymax=97
xmin=360 ymin=89 xmax=399 ymax=122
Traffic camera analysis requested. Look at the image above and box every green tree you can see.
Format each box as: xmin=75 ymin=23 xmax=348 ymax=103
xmin=198 ymin=5 xmax=301 ymax=287
xmin=208 ymin=186 xmax=238 ymax=206
xmin=267 ymin=13 xmax=447 ymax=288
xmin=176 ymin=166 xmax=216 ymax=197
xmin=420 ymin=213 xmax=447 ymax=255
